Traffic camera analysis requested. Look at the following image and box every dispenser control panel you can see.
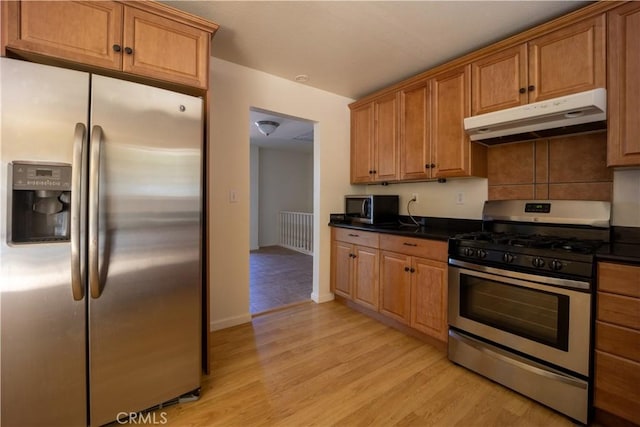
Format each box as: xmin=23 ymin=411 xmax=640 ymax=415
xmin=12 ymin=162 xmax=71 ymax=191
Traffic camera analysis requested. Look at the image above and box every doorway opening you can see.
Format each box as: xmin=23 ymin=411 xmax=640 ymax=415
xmin=249 ymin=107 xmax=314 ymax=314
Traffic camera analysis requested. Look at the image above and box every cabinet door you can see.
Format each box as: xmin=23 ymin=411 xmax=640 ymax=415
xmin=123 ymin=6 xmax=210 ymax=88
xmin=6 ymin=1 xmax=123 ymax=70
xmin=400 ymin=80 xmax=431 ymax=180
xmin=374 ymin=93 xmax=399 ymax=182
xmin=331 ymin=241 xmax=353 ymax=298
xmin=607 ymin=2 xmax=640 ymax=167
xmin=410 ymin=258 xmax=448 ymax=342
xmin=471 ymin=44 xmax=528 ymax=115
xmin=528 ymin=14 xmax=606 ymax=103
xmin=379 ymin=251 xmax=411 ymax=324
xmin=352 ymin=246 xmax=379 ymax=311
xmin=431 ymin=65 xmax=472 ymax=178
xmin=351 ymin=103 xmax=374 ymax=184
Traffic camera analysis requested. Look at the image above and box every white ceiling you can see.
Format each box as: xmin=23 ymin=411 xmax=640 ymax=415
xmin=249 ymin=109 xmax=314 ymax=153
xmin=162 ymin=1 xmax=592 ymax=151
xmin=163 ymin=0 xmax=591 ymax=99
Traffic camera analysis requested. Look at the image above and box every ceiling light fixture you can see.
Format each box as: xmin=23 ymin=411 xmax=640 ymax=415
xmin=255 ymin=120 xmax=280 ymax=136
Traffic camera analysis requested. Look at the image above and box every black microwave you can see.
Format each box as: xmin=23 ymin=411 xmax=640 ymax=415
xmin=345 ymin=195 xmax=399 ymax=224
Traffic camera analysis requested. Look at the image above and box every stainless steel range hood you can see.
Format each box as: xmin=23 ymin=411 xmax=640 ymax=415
xmin=464 ymin=88 xmax=606 ymax=145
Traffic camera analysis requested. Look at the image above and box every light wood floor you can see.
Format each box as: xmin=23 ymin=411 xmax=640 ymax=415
xmin=154 ymin=301 xmax=575 ymax=427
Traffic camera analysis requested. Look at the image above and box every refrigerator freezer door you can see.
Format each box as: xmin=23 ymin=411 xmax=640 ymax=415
xmin=0 ymin=58 xmax=89 ymax=426
xmin=88 ymin=75 xmax=203 ymax=425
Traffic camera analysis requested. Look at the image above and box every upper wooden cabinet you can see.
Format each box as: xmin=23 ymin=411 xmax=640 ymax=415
xmin=351 ymin=93 xmax=399 ymax=184
xmin=432 ymin=65 xmax=486 ymax=178
xmin=472 ymin=15 xmax=606 ymax=115
xmin=399 ymin=80 xmax=431 ymax=181
xmin=607 ymin=2 xmax=640 ymax=167
xmin=2 ymin=1 xmax=217 ymax=89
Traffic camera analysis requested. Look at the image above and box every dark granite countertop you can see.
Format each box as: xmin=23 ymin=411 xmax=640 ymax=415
xmin=330 ymin=217 xmax=640 ymax=264
xmin=328 ymin=216 xmax=482 ymax=242
xmin=596 ymin=226 xmax=640 ymax=265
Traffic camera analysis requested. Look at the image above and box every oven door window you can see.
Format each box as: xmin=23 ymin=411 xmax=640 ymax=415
xmin=460 ymin=274 xmax=569 ymax=351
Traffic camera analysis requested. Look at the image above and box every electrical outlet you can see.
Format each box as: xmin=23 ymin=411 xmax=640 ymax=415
xmin=456 ymin=192 xmax=464 ymax=205
xmin=411 ymin=193 xmax=418 ymax=203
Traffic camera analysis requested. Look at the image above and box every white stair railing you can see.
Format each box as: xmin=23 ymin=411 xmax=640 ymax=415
xmin=279 ymin=211 xmax=313 ymax=255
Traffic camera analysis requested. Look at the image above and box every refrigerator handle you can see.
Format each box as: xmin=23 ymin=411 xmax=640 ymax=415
xmin=71 ymin=123 xmax=86 ymax=301
xmin=89 ymin=125 xmax=103 ymax=299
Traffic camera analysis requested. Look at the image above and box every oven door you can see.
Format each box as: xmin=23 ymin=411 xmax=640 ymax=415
xmin=448 ymin=259 xmax=592 ymax=376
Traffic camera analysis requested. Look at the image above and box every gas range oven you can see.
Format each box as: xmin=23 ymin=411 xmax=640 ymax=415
xmin=447 ymin=200 xmax=611 ymax=424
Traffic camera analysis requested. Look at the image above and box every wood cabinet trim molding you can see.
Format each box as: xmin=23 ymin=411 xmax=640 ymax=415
xmin=123 ymin=1 xmax=219 ymax=35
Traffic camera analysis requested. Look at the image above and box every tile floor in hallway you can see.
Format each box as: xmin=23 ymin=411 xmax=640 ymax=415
xmin=249 ymin=245 xmax=313 ymax=314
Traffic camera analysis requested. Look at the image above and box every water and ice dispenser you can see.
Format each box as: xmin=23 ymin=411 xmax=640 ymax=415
xmin=11 ymin=162 xmax=72 ymax=243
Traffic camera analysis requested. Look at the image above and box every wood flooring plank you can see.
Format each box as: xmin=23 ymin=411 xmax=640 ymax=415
xmin=153 ymin=301 xmax=575 ymax=426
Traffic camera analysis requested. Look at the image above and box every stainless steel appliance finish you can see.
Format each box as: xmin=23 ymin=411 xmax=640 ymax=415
xmin=447 ymin=199 xmax=611 ymax=424
xmin=344 ymin=194 xmax=399 ymax=224
xmin=0 ymin=58 xmax=203 ymax=426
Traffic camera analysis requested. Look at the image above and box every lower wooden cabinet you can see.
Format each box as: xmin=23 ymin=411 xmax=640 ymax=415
xmin=331 ymin=227 xmax=449 ymax=343
xmin=379 ymin=234 xmax=448 ymax=342
xmin=330 ymin=228 xmax=379 ymax=311
xmin=594 ymin=261 xmax=640 ymax=425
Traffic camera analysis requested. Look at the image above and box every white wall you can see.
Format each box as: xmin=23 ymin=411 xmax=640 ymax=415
xmin=258 ymin=148 xmax=313 ymax=247
xmin=249 ymin=145 xmax=260 ymax=251
xmin=613 ymin=169 xmax=640 ymax=226
xmin=361 ymin=178 xmax=488 ymax=220
xmin=209 ymin=57 xmax=353 ymax=330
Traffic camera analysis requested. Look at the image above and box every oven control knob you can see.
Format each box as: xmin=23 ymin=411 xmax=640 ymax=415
xmin=463 ymin=247 xmax=475 ymax=257
xmin=477 ymin=249 xmax=487 ymax=259
xmin=532 ymin=257 xmax=545 ymax=268
xmin=503 ymin=253 xmax=515 ymax=263
xmin=551 ymin=259 xmax=563 ymax=271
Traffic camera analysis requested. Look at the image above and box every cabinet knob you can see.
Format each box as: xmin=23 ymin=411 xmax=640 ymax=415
xmin=112 ymin=44 xmax=122 ymax=53
xmin=404 ymin=267 xmax=410 ymax=272
xmin=425 ymin=164 xmax=431 ymax=169
xmin=124 ymin=47 xmax=134 ymax=55
xmin=372 ymin=170 xmax=377 ymax=174
xmin=368 ymin=170 xmax=373 ymax=174
xmin=528 ymin=85 xmax=535 ymax=92
xmin=410 ymin=268 xmax=415 ymax=273
xmin=519 ymin=87 xmax=526 ymax=94
xmin=430 ymin=163 xmax=435 ymax=169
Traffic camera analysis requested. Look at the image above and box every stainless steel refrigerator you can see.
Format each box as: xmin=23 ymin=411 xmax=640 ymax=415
xmin=0 ymin=57 xmax=203 ymax=426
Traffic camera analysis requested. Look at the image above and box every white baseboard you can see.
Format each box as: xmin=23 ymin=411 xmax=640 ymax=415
xmin=311 ymin=291 xmax=334 ymax=304
xmin=210 ymin=313 xmax=252 ymax=331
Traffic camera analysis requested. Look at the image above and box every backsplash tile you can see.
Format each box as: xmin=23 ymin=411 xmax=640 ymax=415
xmin=487 ymin=132 xmax=612 ymax=201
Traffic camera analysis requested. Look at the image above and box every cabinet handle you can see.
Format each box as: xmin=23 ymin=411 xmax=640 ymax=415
xmin=430 ymin=163 xmax=435 ymax=169
xmin=528 ymin=85 xmax=535 ymax=92
xmin=124 ymin=47 xmax=134 ymax=55
xmin=410 ymin=268 xmax=416 ymax=273
xmin=348 ymin=233 xmax=359 ymax=237
xmin=519 ymin=87 xmax=526 ymax=94
xmin=372 ymin=170 xmax=377 ymax=174
xmin=404 ymin=267 xmax=410 ymax=272
xmin=368 ymin=170 xmax=373 ymax=174
xmin=425 ymin=164 xmax=431 ymax=169
xmin=403 ymin=242 xmax=418 ymax=247
xmin=113 ymin=44 xmax=122 ymax=53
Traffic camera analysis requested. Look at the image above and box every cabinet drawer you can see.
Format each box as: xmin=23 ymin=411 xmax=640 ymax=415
xmin=379 ymin=234 xmax=447 ymax=261
xmin=332 ymin=228 xmax=379 ymax=248
xmin=598 ymin=262 xmax=640 ymax=298
xmin=596 ymin=321 xmax=640 ymax=363
xmin=597 ymin=292 xmax=640 ymax=330
xmin=595 ymin=350 xmax=640 ymax=425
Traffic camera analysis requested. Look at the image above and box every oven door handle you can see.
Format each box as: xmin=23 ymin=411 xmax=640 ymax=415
xmin=450 ymin=329 xmax=587 ymax=389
